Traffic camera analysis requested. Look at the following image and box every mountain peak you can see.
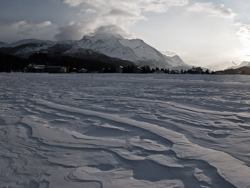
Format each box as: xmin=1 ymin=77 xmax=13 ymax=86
xmin=83 ymin=33 xmax=124 ymax=40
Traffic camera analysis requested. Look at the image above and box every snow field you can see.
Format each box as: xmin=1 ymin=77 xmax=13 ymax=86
xmin=0 ymin=73 xmax=250 ymax=187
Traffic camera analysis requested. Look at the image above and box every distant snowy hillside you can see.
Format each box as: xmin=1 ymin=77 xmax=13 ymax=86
xmin=0 ymin=41 xmax=8 ymax=48
xmin=163 ymin=54 xmax=191 ymax=70
xmin=76 ymin=33 xmax=189 ymax=69
xmin=228 ymin=61 xmax=250 ymax=69
xmin=9 ymin=39 xmax=55 ymax=47
xmin=0 ymin=34 xmax=191 ymax=69
xmin=0 ymin=39 xmax=67 ymax=58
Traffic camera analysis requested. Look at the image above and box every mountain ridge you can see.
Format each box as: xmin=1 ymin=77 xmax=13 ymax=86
xmin=227 ymin=61 xmax=250 ymax=69
xmin=0 ymin=41 xmax=8 ymax=48
xmin=0 ymin=34 xmax=192 ymax=70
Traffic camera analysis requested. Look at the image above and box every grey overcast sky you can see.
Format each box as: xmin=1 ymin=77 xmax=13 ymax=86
xmin=1 ymin=0 xmax=250 ymax=70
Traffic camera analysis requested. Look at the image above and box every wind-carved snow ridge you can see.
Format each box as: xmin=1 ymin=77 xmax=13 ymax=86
xmin=1 ymin=73 xmax=250 ymax=187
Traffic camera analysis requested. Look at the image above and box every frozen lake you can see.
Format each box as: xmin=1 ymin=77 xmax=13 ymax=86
xmin=1 ymin=73 xmax=250 ymax=188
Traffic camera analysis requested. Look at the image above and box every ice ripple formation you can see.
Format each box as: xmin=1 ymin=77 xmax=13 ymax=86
xmin=0 ymin=73 xmax=250 ymax=188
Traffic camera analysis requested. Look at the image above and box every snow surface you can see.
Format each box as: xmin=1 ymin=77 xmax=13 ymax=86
xmin=1 ymin=73 xmax=250 ymax=187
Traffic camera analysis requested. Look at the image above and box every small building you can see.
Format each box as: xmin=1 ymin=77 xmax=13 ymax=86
xmin=77 ymin=68 xmax=87 ymax=73
xmin=154 ymin=69 xmax=164 ymax=74
xmin=187 ymin=67 xmax=203 ymax=74
xmin=61 ymin=67 xmax=67 ymax=73
xmin=34 ymin=65 xmax=45 ymax=72
xmin=116 ymin=66 xmax=123 ymax=73
xmin=170 ymin=70 xmax=180 ymax=74
xmin=71 ymin=68 xmax=77 ymax=72
xmin=133 ymin=67 xmax=143 ymax=73
xmin=46 ymin=66 xmax=61 ymax=73
xmin=23 ymin=67 xmax=28 ymax=73
xmin=27 ymin=64 xmax=45 ymax=72
xmin=214 ymin=71 xmax=224 ymax=75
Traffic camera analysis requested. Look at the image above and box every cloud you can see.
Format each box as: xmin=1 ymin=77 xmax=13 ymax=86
xmin=107 ymin=9 xmax=141 ymax=18
xmin=137 ymin=0 xmax=189 ymax=12
xmin=54 ymin=20 xmax=97 ymax=40
xmin=0 ymin=21 xmax=57 ymax=43
xmin=85 ymin=9 xmax=96 ymax=14
xmin=161 ymin=51 xmax=177 ymax=56
xmin=93 ymin=25 xmax=135 ymax=38
xmin=187 ymin=3 xmax=236 ymax=18
xmin=55 ymin=0 xmax=188 ymax=40
xmin=236 ymin=23 xmax=250 ymax=48
xmin=55 ymin=23 xmax=135 ymax=41
xmin=63 ymin=0 xmax=189 ymax=12
xmin=186 ymin=3 xmax=250 ymax=66
xmin=37 ymin=21 xmax=52 ymax=28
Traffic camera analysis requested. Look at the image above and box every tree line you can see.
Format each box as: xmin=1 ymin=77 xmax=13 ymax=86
xmin=3 ymin=52 xmax=247 ymax=75
xmin=0 ymin=52 xmax=118 ymax=73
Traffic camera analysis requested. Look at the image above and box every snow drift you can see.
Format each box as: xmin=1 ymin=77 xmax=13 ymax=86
xmin=0 ymin=73 xmax=250 ymax=187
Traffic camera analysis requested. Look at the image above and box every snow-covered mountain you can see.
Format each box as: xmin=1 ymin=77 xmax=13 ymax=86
xmin=163 ymin=54 xmax=191 ymax=70
xmin=0 ymin=42 xmax=55 ymax=58
xmin=8 ymin=39 xmax=55 ymax=47
xmin=228 ymin=61 xmax=250 ymax=69
xmin=76 ymin=33 xmax=190 ymax=69
xmin=0 ymin=41 xmax=8 ymax=48
xmin=0 ymin=34 xmax=191 ymax=69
